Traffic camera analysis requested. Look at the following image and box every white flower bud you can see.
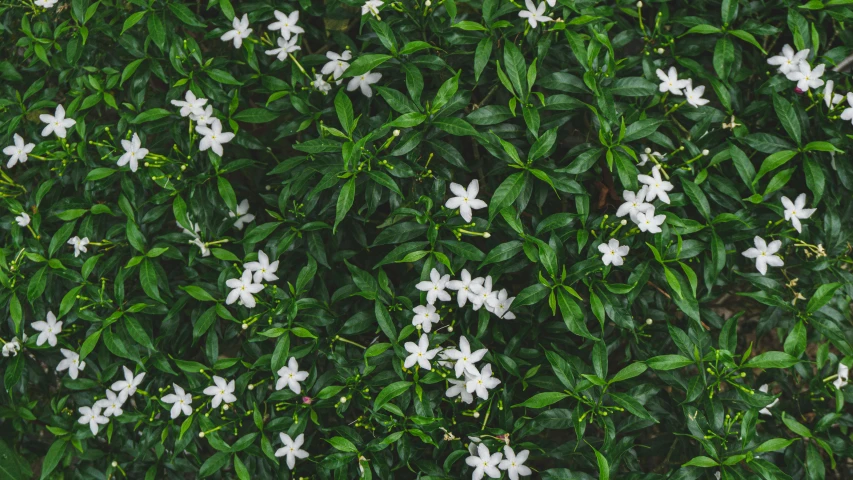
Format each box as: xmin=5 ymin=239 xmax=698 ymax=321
xmin=223 ymin=404 xmax=229 ymax=411
xmin=111 ymin=461 xmax=118 ymax=468
xmin=636 ymin=1 xmax=643 ymax=6
xmin=702 ymin=149 xmax=710 ymax=156
xmin=340 ymin=396 xmax=347 ymax=403
xmin=242 ymin=323 xmax=248 ymax=330
xmin=656 ymin=48 xmax=664 ymax=54
xmin=393 ymin=129 xmax=400 ymax=137
xmin=448 ymin=326 xmax=454 ymax=333
xmin=483 ymin=232 xmax=491 ymax=238
xmin=248 ymin=384 xmax=255 ymax=390
xmin=645 ymin=318 xmax=653 ymax=325
xmin=620 ymin=219 xmax=627 ymax=226
xmin=473 ymin=412 xmax=480 ymax=418
xmin=425 ymin=0 xmax=431 ymax=6
xmin=644 ymin=148 xmax=651 ymax=154
xmin=199 ymin=432 xmax=205 ymax=438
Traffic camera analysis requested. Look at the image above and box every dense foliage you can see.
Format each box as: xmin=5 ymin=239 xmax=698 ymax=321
xmin=2 ymin=0 xmax=853 ymax=478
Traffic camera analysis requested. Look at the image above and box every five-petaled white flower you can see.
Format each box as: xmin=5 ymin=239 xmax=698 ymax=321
xmin=499 ymin=446 xmax=532 ymax=480
xmin=78 ymin=405 xmax=108 ymax=435
xmin=15 ymin=212 xmax=30 ymax=227
xmin=412 ymin=304 xmax=440 ymax=333
xmin=598 ymin=238 xmax=629 ymax=267
xmin=226 ymin=270 xmax=265 ymax=308
xmin=68 ymin=236 xmax=89 ymax=257
xmin=95 ymin=389 xmax=125 ymax=417
xmin=636 ymin=207 xmax=666 ymax=234
xmin=823 ymin=80 xmax=844 ymax=108
xmin=445 ymin=179 xmax=488 ymax=223
xmin=3 ymin=133 xmax=34 ymax=168
xmin=57 ymin=348 xmax=86 ymax=379
xmin=518 ymin=0 xmax=552 ymax=29
xmin=196 ymin=118 xmax=235 ymax=157
xmin=840 ymin=93 xmax=853 ymax=125
xmin=111 ymin=365 xmax=146 ymax=403
xmin=442 ymin=336 xmax=487 ymax=378
xmin=684 ymin=80 xmax=709 ymax=107
xmin=161 ymin=383 xmax=193 ymax=419
xmin=274 ymin=433 xmax=310 ymax=470
xmin=321 ymin=50 xmax=353 ymax=84
xmin=171 ymin=90 xmax=208 ymax=117
xmin=34 ymin=0 xmax=58 ymax=7
xmin=229 ymin=199 xmax=256 ymax=230
xmin=486 ymin=289 xmax=516 ymax=320
xmin=466 ymin=363 xmax=501 ymax=400
xmin=266 ymin=35 xmax=301 ymax=61
xmin=179 ymin=221 xmax=211 ymax=257
xmin=244 ymin=250 xmax=279 ymax=283
xmin=362 ymin=0 xmax=384 ymax=18
xmin=31 ymin=311 xmax=62 ymax=347
xmin=117 ymin=133 xmax=148 ymax=172
xmin=470 ymin=275 xmax=497 ymax=311
xmin=638 ymin=150 xmax=663 ymax=167
xmin=446 ymin=269 xmax=484 ymax=308
xmin=268 ymin=10 xmax=304 ymax=40
xmin=781 ymin=194 xmax=816 ymax=234
xmin=834 ymin=362 xmax=849 ymax=390
xmin=313 ymin=74 xmax=332 ymax=94
xmin=203 ymin=376 xmax=237 ymax=408
xmin=767 ymin=45 xmax=810 ymax=75
xmin=40 ymin=104 xmax=76 ymax=139
xmin=276 ymin=357 xmax=309 ymax=394
xmin=758 ymin=384 xmax=779 ymax=416
xmin=347 ymin=71 xmax=382 ymax=98
xmin=446 ymin=377 xmax=475 ymax=404
xmin=190 ymin=105 xmax=214 ymax=126
xmin=403 ymin=333 xmax=441 ymax=370
xmin=785 ymin=62 xmax=825 ymax=91
xmin=221 ymin=14 xmax=252 ymax=49
xmin=466 ymin=443 xmax=503 ymax=480
xmin=2 ymin=336 xmax=23 ymax=357
xmin=616 ymin=187 xmax=653 ymax=223
xmin=416 ymin=268 xmax=451 ymax=305
xmin=638 ymin=166 xmax=673 ymax=204
xmin=656 ymin=67 xmax=690 ymax=95
xmin=741 ymin=236 xmax=783 ymax=275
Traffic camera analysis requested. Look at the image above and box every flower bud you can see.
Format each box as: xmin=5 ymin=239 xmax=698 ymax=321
xmin=448 ymin=326 xmax=454 ymax=333
xmin=473 ymin=412 xmax=480 ymax=418
xmin=645 ymin=318 xmax=653 ymax=325
xmin=248 ymin=384 xmax=255 ymax=390
xmin=340 ymin=396 xmax=347 ymax=403
xmin=242 ymin=323 xmax=248 ymax=330
xmin=483 ymin=232 xmax=491 ymax=238
xmin=644 ymin=148 xmax=651 ymax=154
xmin=393 ymin=129 xmax=400 ymax=137
xmin=620 ymin=219 xmax=627 ymax=225
xmin=636 ymin=1 xmax=643 ymax=6
xmin=198 ymin=432 xmax=205 ymax=438
xmin=302 ymin=396 xmax=312 ymax=404
xmin=111 ymin=461 xmax=118 ymax=467
xmin=223 ymin=404 xmax=229 ymax=411
xmin=702 ymin=149 xmax=710 ymax=156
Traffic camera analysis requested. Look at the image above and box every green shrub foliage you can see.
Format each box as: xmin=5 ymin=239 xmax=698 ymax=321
xmin=2 ymin=0 xmax=853 ymax=478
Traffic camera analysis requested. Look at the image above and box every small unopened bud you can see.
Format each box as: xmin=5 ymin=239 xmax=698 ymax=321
xmin=265 ymin=185 xmax=272 ymax=191
xmin=242 ymin=323 xmax=248 ymax=330
xmin=248 ymin=384 xmax=255 ymax=390
xmin=199 ymin=432 xmax=205 ymax=438
xmin=448 ymin=326 xmax=454 ymax=333
xmin=223 ymin=405 xmax=229 ymax=411
xmin=620 ymin=219 xmax=627 ymax=226
xmin=794 ymin=87 xmax=804 ymax=95
xmin=656 ymin=48 xmax=664 ymax=54
xmin=645 ymin=318 xmax=653 ymax=325
xmin=483 ymin=232 xmax=491 ymax=238
xmin=644 ymin=148 xmax=651 ymax=154
xmin=340 ymin=396 xmax=347 ymax=404
xmin=302 ymin=396 xmax=313 ymax=404
xmin=702 ymin=149 xmax=710 ymax=156
xmin=636 ymin=1 xmax=643 ymax=6
xmin=473 ymin=412 xmax=480 ymax=418
xmin=425 ymin=0 xmax=431 ymax=6
xmin=393 ymin=129 xmax=400 ymax=137
xmin=180 ymin=165 xmax=187 ymax=171
xmin=111 ymin=461 xmax=118 ymax=467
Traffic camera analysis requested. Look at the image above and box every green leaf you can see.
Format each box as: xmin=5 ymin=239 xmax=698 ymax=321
xmin=806 ymin=282 xmax=841 ymax=313
xmin=743 ymin=351 xmax=799 ymax=369
xmin=682 ymin=456 xmax=718 ymax=468
xmin=374 ymin=381 xmax=412 ymax=411
xmin=334 ymin=177 xmax=356 ymax=234
xmin=327 ymin=436 xmax=359 ymax=453
xmin=121 ymin=11 xmax=146 ymax=35
xmin=754 ymin=150 xmax=797 ymax=184
xmin=131 ymin=108 xmax=171 ymax=124
xmin=233 ymin=108 xmax=280 ymax=123
xmin=488 ymin=172 xmax=526 ymax=220
xmin=754 ymin=438 xmax=798 ymax=453
xmin=610 ymin=362 xmax=648 ymax=383
xmin=647 ymin=355 xmax=693 ymax=370
xmin=342 ymin=54 xmax=393 ymax=78
xmin=511 ymin=392 xmax=570 ymax=408
xmin=140 ymin=258 xmax=164 ymax=303
xmin=40 ymin=439 xmax=66 ymax=480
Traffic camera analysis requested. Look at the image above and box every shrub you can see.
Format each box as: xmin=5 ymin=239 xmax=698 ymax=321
xmin=1 ymin=0 xmax=853 ymax=479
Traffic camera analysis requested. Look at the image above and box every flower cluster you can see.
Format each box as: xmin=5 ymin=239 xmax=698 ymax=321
xmin=225 ymin=250 xmax=279 ymax=308
xmin=655 ymin=66 xmax=709 ymax=107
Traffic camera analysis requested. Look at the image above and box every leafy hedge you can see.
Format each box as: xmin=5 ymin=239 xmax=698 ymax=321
xmin=1 ymin=0 xmax=853 ymax=479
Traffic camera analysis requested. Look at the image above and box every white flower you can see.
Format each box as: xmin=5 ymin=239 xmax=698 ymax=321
xmin=95 ymin=389 xmax=125 ymax=417
xmin=412 ymin=304 xmax=440 ymax=333
xmin=313 ymin=74 xmax=332 ymax=94
xmin=190 ymin=105 xmax=214 ymax=126
xmin=171 ymin=90 xmax=207 ymax=117
xmin=446 ymin=377 xmax=474 ymax=404
xmin=40 ymin=104 xmax=76 ymax=139
xmin=78 ymin=405 xmax=108 ymax=435
xmin=31 ymin=311 xmax=62 ymax=347
xmin=225 ymin=270 xmax=264 ymax=308
xmin=655 ymin=67 xmax=690 ymax=95
xmin=445 ymin=179 xmax=488 ymax=222
xmin=266 ymin=35 xmax=301 ymax=61
xmin=229 ymin=198 xmax=256 ymax=230
xmin=195 ymin=118 xmax=235 ymax=157
xmin=179 ymin=221 xmax=211 ymax=257
xmin=362 ymin=0 xmax=384 ymax=18
xmin=518 ymin=0 xmax=552 ymax=29
xmin=276 ymin=357 xmax=309 ymax=394
xmin=415 ymin=268 xmax=451 ymax=304
xmin=637 ymin=151 xmax=663 ymax=167
xmin=321 ymin=51 xmax=352 ymax=84
xmin=741 ymin=236 xmax=783 ymax=275
xmin=3 ymin=133 xmax=34 ymax=168
xmin=274 ymin=433 xmax=309 ymax=470
xmin=834 ymin=362 xmax=849 ymax=390
xmin=466 ymin=364 xmax=501 ymax=400
xmin=347 ymin=71 xmax=382 ymax=98
xmin=823 ymin=80 xmax=844 ymax=108
xmin=684 ymin=80 xmax=709 ymax=107
xmin=403 ymin=333 xmax=440 ymax=370
xmin=781 ymin=194 xmax=816 ymax=234
xmin=616 ymin=187 xmax=653 ymax=223
xmin=117 ymin=133 xmax=148 ymax=172
xmin=486 ymin=289 xmax=516 ymax=320
xmin=499 ymin=446 xmax=532 ymax=480
xmin=442 ymin=336 xmax=487 ymax=378
xmin=598 ymin=238 xmax=629 ymax=266
xmin=466 ymin=443 xmax=502 ymax=480
xmin=111 ymin=365 xmax=146 ymax=402
xmin=244 ymin=250 xmax=279 ymax=283
xmin=636 ymin=206 xmax=666 ymax=234
xmin=161 ymin=384 xmax=193 ymax=419
xmin=758 ymin=384 xmax=779 ymax=416
xmin=221 ymin=14 xmax=252 ymax=48
xmin=841 ymin=93 xmax=853 ymax=125
xmin=1 ymin=337 xmax=23 ymax=357
xmin=68 ymin=236 xmax=89 ymax=257
xmin=203 ymin=376 xmax=237 ymax=408
xmin=785 ymin=62 xmax=825 ymax=91
xmin=34 ymin=0 xmax=58 ymax=7
xmin=15 ymin=212 xmax=30 ymax=227
xmin=767 ymin=45 xmax=810 ymax=75
xmin=470 ymin=275 xmax=497 ymax=311
xmin=56 ymin=348 xmax=86 ymax=379
xmin=637 ymin=166 xmax=673 ymax=204
xmin=446 ymin=269 xmax=484 ymax=308
xmin=268 ymin=10 xmax=304 ymax=40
